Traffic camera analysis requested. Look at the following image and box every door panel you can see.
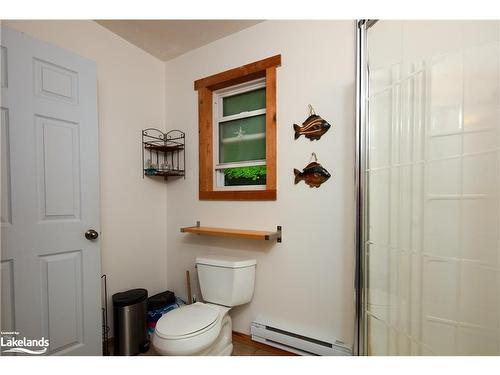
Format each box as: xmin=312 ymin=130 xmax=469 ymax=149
xmin=34 ymin=58 xmax=79 ymax=104
xmin=36 ymin=115 xmax=81 ymax=220
xmin=0 ymin=45 xmax=7 ymax=88
xmin=1 ymin=107 xmax=11 ymax=224
xmin=40 ymin=250 xmax=83 ymax=354
xmin=1 ymin=27 xmax=101 ymax=356
xmin=0 ymin=259 xmax=15 ymax=332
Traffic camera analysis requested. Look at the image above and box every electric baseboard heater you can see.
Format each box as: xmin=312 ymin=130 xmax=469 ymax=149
xmin=250 ymin=322 xmax=352 ymax=356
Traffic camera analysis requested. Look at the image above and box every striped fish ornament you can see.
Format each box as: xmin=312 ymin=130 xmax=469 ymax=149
xmin=293 ymin=114 xmax=331 ymax=141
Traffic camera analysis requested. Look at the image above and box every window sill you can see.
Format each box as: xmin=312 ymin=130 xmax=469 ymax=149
xmin=199 ymin=189 xmax=276 ymax=201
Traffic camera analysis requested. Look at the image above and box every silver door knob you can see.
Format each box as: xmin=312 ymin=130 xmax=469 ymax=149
xmin=85 ymin=229 xmax=99 ymax=240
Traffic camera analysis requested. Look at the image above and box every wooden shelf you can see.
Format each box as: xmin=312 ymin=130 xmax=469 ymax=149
xmin=180 ymin=222 xmax=282 ymax=242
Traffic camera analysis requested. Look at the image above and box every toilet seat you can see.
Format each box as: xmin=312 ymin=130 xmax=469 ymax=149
xmin=153 ymin=303 xmax=229 ymax=355
xmin=155 ymin=303 xmax=219 ymax=339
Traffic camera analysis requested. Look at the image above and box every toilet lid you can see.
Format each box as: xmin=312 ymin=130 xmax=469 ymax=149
xmin=155 ymin=303 xmax=219 ymax=338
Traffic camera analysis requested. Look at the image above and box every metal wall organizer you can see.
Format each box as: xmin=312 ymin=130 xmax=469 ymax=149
xmin=142 ymin=128 xmax=185 ymax=179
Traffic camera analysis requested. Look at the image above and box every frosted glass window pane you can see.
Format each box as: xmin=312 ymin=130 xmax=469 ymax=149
xmin=223 ymin=88 xmax=265 ymax=116
xmin=219 ymin=115 xmax=265 ymax=163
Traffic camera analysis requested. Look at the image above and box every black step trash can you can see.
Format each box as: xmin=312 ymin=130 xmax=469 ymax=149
xmin=112 ymin=288 xmax=149 ymax=355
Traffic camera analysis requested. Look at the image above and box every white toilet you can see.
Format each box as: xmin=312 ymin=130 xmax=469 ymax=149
xmin=152 ymin=256 xmax=256 ymax=355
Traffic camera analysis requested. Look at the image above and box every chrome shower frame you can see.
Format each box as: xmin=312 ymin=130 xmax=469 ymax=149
xmin=354 ymin=19 xmax=377 ymax=356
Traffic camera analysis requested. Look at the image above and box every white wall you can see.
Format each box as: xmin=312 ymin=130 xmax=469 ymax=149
xmin=164 ymin=20 xmax=356 ymax=345
xmin=2 ymin=19 xmax=357 ymax=347
xmin=2 ymin=20 xmax=168 ymax=332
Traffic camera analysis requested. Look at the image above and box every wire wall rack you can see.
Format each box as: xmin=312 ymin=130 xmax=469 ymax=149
xmin=142 ymin=128 xmax=185 ymax=180
xmin=101 ymin=274 xmax=109 ymax=355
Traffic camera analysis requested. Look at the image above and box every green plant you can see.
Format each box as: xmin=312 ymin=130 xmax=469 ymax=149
xmin=224 ymin=165 xmax=267 ymax=181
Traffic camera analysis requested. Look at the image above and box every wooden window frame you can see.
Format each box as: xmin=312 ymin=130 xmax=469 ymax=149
xmin=194 ymin=55 xmax=281 ymax=201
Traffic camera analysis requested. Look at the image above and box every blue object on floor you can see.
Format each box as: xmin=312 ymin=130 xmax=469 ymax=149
xmin=147 ymin=297 xmax=185 ymax=335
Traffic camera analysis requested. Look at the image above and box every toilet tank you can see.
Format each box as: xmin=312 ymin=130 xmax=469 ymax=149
xmin=196 ymin=256 xmax=256 ymax=307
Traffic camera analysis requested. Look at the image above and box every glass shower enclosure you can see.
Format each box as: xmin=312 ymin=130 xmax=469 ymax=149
xmin=356 ymin=20 xmax=500 ymax=355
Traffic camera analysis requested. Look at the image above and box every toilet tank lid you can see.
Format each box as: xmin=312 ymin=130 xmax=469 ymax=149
xmin=196 ymin=256 xmax=256 ymax=268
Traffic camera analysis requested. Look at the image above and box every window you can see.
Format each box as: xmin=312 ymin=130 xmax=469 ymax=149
xmin=214 ymin=80 xmax=267 ymax=189
xmin=194 ymin=55 xmax=280 ymax=200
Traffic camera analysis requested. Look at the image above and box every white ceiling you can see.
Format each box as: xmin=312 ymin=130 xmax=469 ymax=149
xmin=95 ymin=20 xmax=263 ymax=61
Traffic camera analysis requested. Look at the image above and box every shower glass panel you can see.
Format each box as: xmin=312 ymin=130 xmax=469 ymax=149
xmin=363 ymin=21 xmax=500 ymax=355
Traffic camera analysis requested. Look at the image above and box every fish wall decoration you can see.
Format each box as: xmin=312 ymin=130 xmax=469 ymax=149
xmin=294 ymin=153 xmax=331 ymax=188
xmin=293 ymin=105 xmax=331 ymax=141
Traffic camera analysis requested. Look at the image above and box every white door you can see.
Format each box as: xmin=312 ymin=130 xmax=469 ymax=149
xmin=1 ymin=27 xmax=101 ymax=355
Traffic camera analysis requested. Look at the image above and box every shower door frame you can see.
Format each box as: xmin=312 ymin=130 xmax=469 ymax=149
xmin=354 ymin=19 xmax=378 ymax=356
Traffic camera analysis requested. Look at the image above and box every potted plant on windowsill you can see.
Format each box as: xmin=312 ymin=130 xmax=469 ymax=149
xmin=224 ymin=166 xmax=266 ymax=186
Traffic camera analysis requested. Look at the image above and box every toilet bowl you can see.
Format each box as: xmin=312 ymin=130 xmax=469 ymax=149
xmin=152 ymin=302 xmax=232 ymax=356
xmin=152 ymin=256 xmax=256 ymax=356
